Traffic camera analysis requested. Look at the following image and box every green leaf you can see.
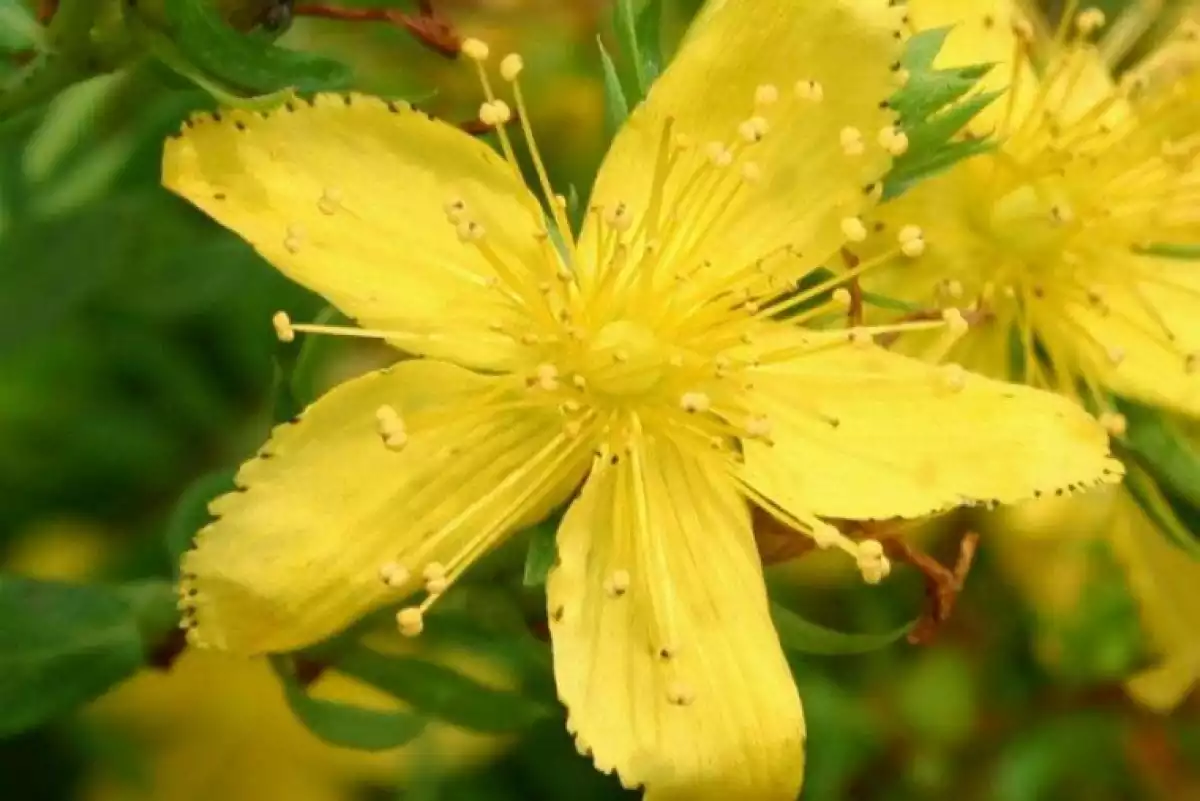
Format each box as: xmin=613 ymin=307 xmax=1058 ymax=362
xmin=1134 ymin=242 xmax=1200 ymax=260
xmin=164 ymin=466 xmax=238 ymax=566
xmin=522 ymin=517 xmax=559 ymax=587
xmin=159 ymin=0 xmax=351 ymax=95
xmin=883 ymin=28 xmax=999 ymax=201
xmin=334 ymin=646 xmax=550 ymax=733
xmin=272 ymin=657 xmax=427 ymax=751
xmin=613 ymin=0 xmax=645 ymax=95
xmin=1116 ymin=402 xmax=1200 ymax=512
xmin=1122 ymin=461 xmax=1200 ymax=561
xmin=771 ymin=602 xmax=913 ymax=656
xmin=598 ymin=37 xmax=629 ymax=140
xmin=0 ymin=577 xmax=147 ymax=736
xmin=634 ymin=0 xmax=665 ymax=89
xmin=0 ymin=0 xmax=45 ymax=54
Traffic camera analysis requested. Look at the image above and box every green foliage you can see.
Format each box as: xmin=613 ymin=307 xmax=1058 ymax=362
xmin=521 ymin=515 xmax=559 ymax=587
xmin=771 ymin=602 xmax=914 ymax=656
xmin=883 ymin=27 xmax=998 ymax=200
xmin=0 ymin=577 xmax=176 ymax=737
xmin=272 ymin=656 xmax=429 ymax=751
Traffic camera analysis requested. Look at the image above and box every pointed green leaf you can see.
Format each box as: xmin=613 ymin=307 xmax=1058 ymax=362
xmin=1116 ymin=402 xmax=1200 ymax=511
xmin=634 ymin=0 xmax=665 ymax=88
xmin=613 ymin=0 xmax=645 ymax=95
xmin=161 ymin=0 xmax=351 ymax=94
xmin=598 ymin=37 xmax=629 ymax=140
xmin=272 ymin=657 xmax=427 ymax=751
xmin=0 ymin=578 xmax=149 ymax=736
xmin=522 ymin=517 xmax=559 ymax=587
xmin=335 ymin=646 xmax=550 ymax=733
xmin=771 ymin=602 xmax=913 ymax=656
xmin=1134 ymin=242 xmax=1200 ymax=260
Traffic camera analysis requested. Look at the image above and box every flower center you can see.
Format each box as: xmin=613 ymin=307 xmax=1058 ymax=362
xmin=584 ymin=320 xmax=667 ymax=398
xmin=986 ymin=179 xmax=1079 ymax=266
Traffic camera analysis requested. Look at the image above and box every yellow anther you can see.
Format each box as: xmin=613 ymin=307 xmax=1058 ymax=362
xmin=840 ymin=126 xmax=864 ymax=156
xmin=794 ymin=78 xmax=824 ymax=102
xmin=379 ymin=562 xmax=410 ymax=587
xmin=840 ymin=216 xmax=868 ymax=242
xmin=705 ymin=141 xmax=733 ymax=167
xmin=461 ymin=38 xmax=490 ymax=61
xmin=880 ymin=127 xmax=909 ymax=156
xmin=901 ymin=237 xmax=926 ymax=258
xmin=443 ymin=197 xmax=467 ymax=224
xmin=604 ymin=569 xmax=631 ymax=597
xmin=738 ymin=116 xmax=769 ymax=143
xmin=942 ymin=308 xmax=969 ymax=335
xmin=271 ymin=311 xmax=295 ymax=343
xmin=740 ymin=161 xmax=762 ymax=184
xmin=680 ymin=391 xmax=712 ymax=413
xmin=898 ymin=224 xmax=923 ymax=243
xmin=456 ymin=219 xmax=485 ymax=243
xmin=1012 ymin=18 xmax=1034 ymax=43
xmin=745 ymin=415 xmax=773 ymax=439
xmin=941 ymin=279 xmax=964 ymax=299
xmin=500 ymin=53 xmax=524 ymax=81
xmin=1107 ymin=346 xmax=1126 ymax=365
xmin=605 ymin=202 xmax=633 ymax=232
xmin=832 ymin=287 xmax=852 ymax=307
xmin=536 ymin=363 xmax=560 ymax=391
xmin=855 ymin=539 xmax=891 ymax=585
xmin=397 ymin=607 xmax=424 ymax=637
xmin=479 ymin=100 xmax=512 ymax=127
xmin=422 ymin=562 xmax=447 ymax=581
xmin=425 ymin=576 xmax=449 ymax=595
xmin=1076 ymin=8 xmax=1106 ymax=35
xmin=1099 ymin=412 xmax=1127 ymax=437
xmin=941 ymin=363 xmax=967 ymax=392
xmin=754 ymin=83 xmax=780 ymax=106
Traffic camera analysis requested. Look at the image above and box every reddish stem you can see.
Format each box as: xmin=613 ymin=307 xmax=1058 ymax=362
xmin=292 ymin=3 xmax=461 ymax=58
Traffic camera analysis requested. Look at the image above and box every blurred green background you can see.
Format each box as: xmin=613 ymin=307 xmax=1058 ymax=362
xmin=1 ymin=0 xmax=1199 ymax=799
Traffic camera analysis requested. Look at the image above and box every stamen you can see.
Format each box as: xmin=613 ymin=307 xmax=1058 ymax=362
xmin=679 ymin=391 xmax=712 ymax=413
xmin=666 ymin=682 xmax=696 ymax=706
xmin=840 ymin=126 xmax=865 ymax=156
xmin=1099 ymin=411 xmax=1126 ymax=437
xmin=754 ymin=84 xmax=780 ymax=107
xmin=856 ymin=539 xmax=891 ymax=585
xmin=378 ymin=561 xmax=410 ymax=587
xmin=397 ymin=606 xmax=424 ymax=637
xmin=841 ymin=216 xmax=868 ymax=242
xmin=272 ymin=310 xmax=295 ymax=342
xmin=461 ymin=38 xmax=490 ymax=61
xmin=500 ymin=53 xmax=524 ymax=81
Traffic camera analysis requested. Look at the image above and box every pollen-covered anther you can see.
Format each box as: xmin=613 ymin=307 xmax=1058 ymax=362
xmin=604 ymin=201 xmax=633 ymax=232
xmin=456 ymin=219 xmax=486 ymax=243
xmin=840 ymin=126 xmax=865 ymax=156
xmin=745 ymin=415 xmax=773 ymax=441
xmin=461 ymin=37 xmax=490 ymax=61
xmin=535 ymin=363 xmax=560 ymax=391
xmin=794 ymin=78 xmax=824 ymax=102
xmin=317 ymin=187 xmax=343 ymax=215
xmin=940 ymin=364 xmax=967 ymax=392
xmin=1075 ymin=8 xmax=1106 ymax=35
xmin=1012 ymin=18 xmax=1035 ymax=43
xmin=878 ymin=125 xmax=909 ymax=156
xmin=680 ymin=391 xmax=712 ymax=413
xmin=942 ymin=308 xmax=969 ymax=336
xmin=500 ymin=53 xmax=524 ymax=81
xmin=396 ymin=607 xmax=424 ymax=637
xmin=375 ymin=404 xmax=409 ymax=451
xmin=479 ymin=100 xmax=512 ymax=127
xmin=271 ymin=310 xmax=295 ymax=343
xmin=1107 ymin=346 xmax=1126 ymax=366
xmin=378 ymin=561 xmax=410 ymax=587
xmin=754 ymin=83 xmax=779 ymax=107
xmin=893 ymin=68 xmax=911 ymax=87
xmin=841 ymin=216 xmax=868 ymax=242
xmin=939 ymin=279 xmax=965 ymax=300
xmin=740 ymin=161 xmax=763 ymax=184
xmin=832 ymin=287 xmax=852 ymax=308
xmin=738 ymin=116 xmax=770 ymax=143
xmin=1099 ymin=412 xmax=1127 ymax=437
xmin=855 ymin=539 xmax=891 ymax=585
xmin=667 ymin=682 xmax=696 ymax=707
xmin=425 ymin=576 xmax=449 ymax=595
xmin=604 ymin=569 xmax=631 ymax=598
xmin=898 ymin=224 xmax=926 ymax=257
xmin=705 ymin=141 xmax=734 ymax=167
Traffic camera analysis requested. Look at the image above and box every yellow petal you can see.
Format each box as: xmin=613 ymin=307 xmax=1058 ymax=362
xmin=1110 ymin=491 xmax=1200 ymax=710
xmin=181 ymin=359 xmax=592 ymax=654
xmin=547 ymin=435 xmax=804 ymax=801
xmin=1065 ymin=256 xmax=1200 ymax=416
xmin=740 ymin=335 xmax=1122 ymax=520
xmin=578 ymin=0 xmax=902 ymax=289
xmin=162 ymin=94 xmax=549 ymax=371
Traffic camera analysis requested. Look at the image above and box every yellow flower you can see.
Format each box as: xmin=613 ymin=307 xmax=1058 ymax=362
xmin=162 ymin=1 xmax=1119 ymax=797
xmin=865 ymin=0 xmax=1200 ymax=708
xmin=870 ymin=0 xmax=1200 ymax=414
